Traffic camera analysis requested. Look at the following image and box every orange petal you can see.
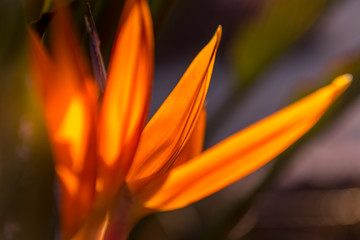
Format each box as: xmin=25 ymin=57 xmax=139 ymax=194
xmin=50 ymin=4 xmax=98 ymax=102
xmin=126 ymin=26 xmax=222 ymax=185
xmin=28 ymin=8 xmax=98 ymax=238
xmin=97 ymin=0 xmax=154 ymax=189
xmin=139 ymin=74 xmax=352 ymax=211
xmin=27 ymin=29 xmax=55 ymax=103
xmin=126 ymin=108 xmax=207 ymax=194
xmin=173 ymin=107 xmax=207 ymax=168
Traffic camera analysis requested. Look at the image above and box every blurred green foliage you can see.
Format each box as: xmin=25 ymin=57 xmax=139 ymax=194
xmin=231 ymin=0 xmax=331 ymax=90
xmin=149 ymin=0 xmax=178 ymax=38
xmin=0 ymin=1 xmax=57 ymax=239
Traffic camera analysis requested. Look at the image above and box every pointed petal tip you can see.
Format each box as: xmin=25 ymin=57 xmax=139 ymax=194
xmin=214 ymin=25 xmax=222 ymax=44
xmin=331 ymin=73 xmax=352 ymax=99
xmin=204 ymin=25 xmax=221 ymax=58
xmin=216 ymin=25 xmax=222 ymax=36
xmin=333 ymin=73 xmax=352 ymax=87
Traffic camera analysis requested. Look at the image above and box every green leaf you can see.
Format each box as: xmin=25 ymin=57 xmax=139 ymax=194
xmin=231 ymin=0 xmax=331 ymax=90
xmin=0 ymin=3 xmax=57 ymax=237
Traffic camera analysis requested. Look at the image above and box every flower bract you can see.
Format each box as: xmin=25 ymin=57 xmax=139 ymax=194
xmin=28 ymin=0 xmax=352 ymax=239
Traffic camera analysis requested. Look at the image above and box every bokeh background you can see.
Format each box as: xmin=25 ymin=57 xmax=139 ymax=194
xmin=1 ymin=0 xmax=360 ymax=239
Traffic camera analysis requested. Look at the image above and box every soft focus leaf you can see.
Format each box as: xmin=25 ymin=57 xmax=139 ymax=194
xmin=231 ymin=0 xmax=331 ymax=89
xmin=0 ymin=3 xmax=56 ymax=239
xmin=149 ymin=0 xmax=178 ymax=37
xmin=0 ymin=0 xmax=25 ymax=66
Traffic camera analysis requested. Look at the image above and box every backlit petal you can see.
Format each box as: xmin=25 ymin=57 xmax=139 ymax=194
xmin=50 ymin=5 xmax=98 ymax=102
xmin=173 ymin=107 xmax=207 ymax=168
xmin=98 ymin=0 xmax=154 ymax=190
xmin=28 ymin=8 xmax=98 ymax=238
xmin=126 ymin=26 xmax=222 ymax=186
xmin=140 ymin=74 xmax=352 ymax=211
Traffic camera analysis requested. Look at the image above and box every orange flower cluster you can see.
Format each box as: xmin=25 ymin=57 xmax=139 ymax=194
xmin=28 ymin=0 xmax=351 ymax=239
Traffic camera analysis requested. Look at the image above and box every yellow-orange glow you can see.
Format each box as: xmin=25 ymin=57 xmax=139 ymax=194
xmin=96 ymin=178 xmax=105 ymax=193
xmin=54 ymin=94 xmax=88 ymax=173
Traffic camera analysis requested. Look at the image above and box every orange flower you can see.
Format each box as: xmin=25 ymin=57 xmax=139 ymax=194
xmin=28 ymin=0 xmax=351 ymax=239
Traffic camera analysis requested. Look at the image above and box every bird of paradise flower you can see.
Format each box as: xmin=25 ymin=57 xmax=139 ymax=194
xmin=28 ymin=0 xmax=351 ymax=239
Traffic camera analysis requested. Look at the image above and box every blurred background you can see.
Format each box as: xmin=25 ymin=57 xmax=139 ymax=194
xmin=1 ymin=0 xmax=360 ymax=239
